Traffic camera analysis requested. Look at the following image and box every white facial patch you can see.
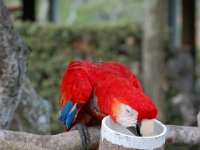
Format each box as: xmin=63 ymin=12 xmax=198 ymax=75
xmin=116 ymin=104 xmax=138 ymax=127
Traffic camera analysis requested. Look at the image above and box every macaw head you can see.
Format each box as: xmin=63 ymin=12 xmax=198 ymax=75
xmin=110 ymin=87 xmax=158 ymax=137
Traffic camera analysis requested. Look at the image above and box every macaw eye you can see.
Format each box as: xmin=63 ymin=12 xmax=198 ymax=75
xmin=126 ymin=109 xmax=130 ymax=113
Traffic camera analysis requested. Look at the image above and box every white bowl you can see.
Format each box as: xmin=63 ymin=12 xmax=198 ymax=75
xmin=100 ymin=116 xmax=167 ymax=150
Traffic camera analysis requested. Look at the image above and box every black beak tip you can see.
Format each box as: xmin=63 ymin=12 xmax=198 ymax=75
xmin=127 ymin=124 xmax=142 ymax=136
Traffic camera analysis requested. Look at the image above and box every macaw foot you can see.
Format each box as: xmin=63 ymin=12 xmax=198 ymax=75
xmin=70 ymin=122 xmax=90 ymax=150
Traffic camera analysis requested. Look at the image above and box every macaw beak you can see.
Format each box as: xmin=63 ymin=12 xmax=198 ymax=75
xmin=127 ymin=123 xmax=141 ymax=136
xmin=127 ymin=119 xmax=155 ymax=137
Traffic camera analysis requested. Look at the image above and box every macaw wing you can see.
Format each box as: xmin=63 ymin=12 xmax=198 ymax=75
xmin=101 ymin=62 xmax=143 ymax=91
xmin=59 ymin=61 xmax=92 ymax=129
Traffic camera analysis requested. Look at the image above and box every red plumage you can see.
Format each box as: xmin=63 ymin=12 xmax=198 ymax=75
xmin=59 ymin=60 xmax=157 ymax=129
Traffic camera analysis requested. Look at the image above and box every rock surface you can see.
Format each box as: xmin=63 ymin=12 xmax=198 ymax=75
xmin=10 ymin=78 xmax=51 ymax=134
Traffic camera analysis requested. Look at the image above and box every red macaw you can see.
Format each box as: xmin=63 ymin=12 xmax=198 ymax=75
xmin=58 ymin=61 xmax=157 ymax=148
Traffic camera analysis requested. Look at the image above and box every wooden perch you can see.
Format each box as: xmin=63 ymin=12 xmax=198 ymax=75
xmin=0 ymin=125 xmax=200 ymax=149
xmin=166 ymin=125 xmax=200 ymax=146
xmin=0 ymin=127 xmax=100 ymax=150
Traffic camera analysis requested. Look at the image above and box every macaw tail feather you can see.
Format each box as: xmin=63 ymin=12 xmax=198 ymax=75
xmin=58 ymin=101 xmax=78 ymax=129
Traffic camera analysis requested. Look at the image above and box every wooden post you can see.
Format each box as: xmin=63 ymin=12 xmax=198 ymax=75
xmin=182 ymin=0 xmax=195 ymax=58
xmin=22 ymin=0 xmax=35 ymax=21
xmin=142 ymin=0 xmax=168 ymax=121
xmin=168 ymin=0 xmax=181 ymax=49
xmin=48 ymin=0 xmax=59 ymax=22
xmin=99 ymin=140 xmax=165 ymax=150
xmin=181 ymin=0 xmax=196 ymax=92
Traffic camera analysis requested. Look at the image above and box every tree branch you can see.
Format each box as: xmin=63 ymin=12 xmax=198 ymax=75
xmin=0 ymin=0 xmax=50 ymax=133
xmin=0 ymin=125 xmax=200 ymax=149
xmin=166 ymin=125 xmax=200 ymax=146
xmin=0 ymin=0 xmax=30 ymax=129
xmin=0 ymin=140 xmax=49 ymax=150
xmin=0 ymin=127 xmax=100 ymax=150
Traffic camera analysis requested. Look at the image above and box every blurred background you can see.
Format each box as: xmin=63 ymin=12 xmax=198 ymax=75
xmin=4 ymin=0 xmax=200 ymax=149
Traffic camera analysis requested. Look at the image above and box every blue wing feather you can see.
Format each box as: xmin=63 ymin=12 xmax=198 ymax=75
xmin=66 ymin=107 xmax=78 ymax=129
xmin=58 ymin=101 xmax=78 ymax=129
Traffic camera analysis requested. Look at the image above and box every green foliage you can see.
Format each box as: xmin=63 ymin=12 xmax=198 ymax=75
xmin=16 ymin=22 xmax=141 ymax=133
xmin=58 ymin=0 xmax=144 ymax=24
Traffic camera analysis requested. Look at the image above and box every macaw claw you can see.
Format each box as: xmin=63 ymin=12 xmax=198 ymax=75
xmin=70 ymin=122 xmax=90 ymax=150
